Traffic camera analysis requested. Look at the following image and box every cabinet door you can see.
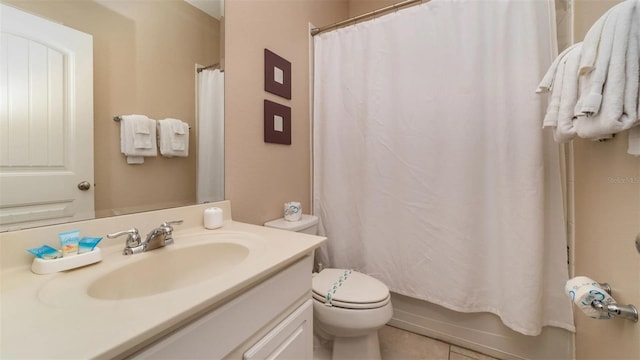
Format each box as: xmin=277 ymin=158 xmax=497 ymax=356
xmin=244 ymin=299 xmax=313 ymax=360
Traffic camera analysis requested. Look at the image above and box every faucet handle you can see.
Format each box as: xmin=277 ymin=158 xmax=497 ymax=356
xmin=107 ymin=228 xmax=142 ymax=251
xmin=159 ymin=220 xmax=182 ymax=245
xmin=161 ymin=220 xmax=183 ymax=229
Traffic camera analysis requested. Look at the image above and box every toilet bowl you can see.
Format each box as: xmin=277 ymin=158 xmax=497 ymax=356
xmin=312 ymin=268 xmax=393 ymax=359
xmin=264 ymin=215 xmax=393 ymax=360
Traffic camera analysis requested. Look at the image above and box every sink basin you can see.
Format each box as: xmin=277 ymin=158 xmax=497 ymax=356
xmin=87 ymin=242 xmax=249 ymax=300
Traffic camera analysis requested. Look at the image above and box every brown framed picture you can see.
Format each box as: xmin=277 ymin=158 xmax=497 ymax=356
xmin=264 ymin=49 xmax=291 ymax=100
xmin=264 ymin=100 xmax=291 ymax=145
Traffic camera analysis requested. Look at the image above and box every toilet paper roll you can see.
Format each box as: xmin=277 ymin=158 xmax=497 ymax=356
xmin=565 ymin=276 xmax=615 ymax=319
xmin=204 ymin=207 xmax=224 ymax=229
xmin=284 ymin=202 xmax=302 ymax=222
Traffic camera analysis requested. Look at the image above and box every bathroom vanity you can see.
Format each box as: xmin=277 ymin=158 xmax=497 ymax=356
xmin=0 ymin=201 xmax=326 ymax=359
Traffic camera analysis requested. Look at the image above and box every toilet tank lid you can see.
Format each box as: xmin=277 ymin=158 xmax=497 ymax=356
xmin=264 ymin=214 xmax=318 ymax=232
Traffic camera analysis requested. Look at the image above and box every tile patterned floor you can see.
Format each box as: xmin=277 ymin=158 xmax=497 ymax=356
xmin=314 ymin=325 xmax=499 ymax=360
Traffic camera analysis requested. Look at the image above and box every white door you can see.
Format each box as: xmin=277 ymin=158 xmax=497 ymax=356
xmin=0 ymin=4 xmax=94 ymax=231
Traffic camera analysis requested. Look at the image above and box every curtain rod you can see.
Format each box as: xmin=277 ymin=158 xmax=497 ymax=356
xmin=310 ymin=0 xmax=428 ymax=36
xmin=197 ymin=63 xmax=223 ymax=73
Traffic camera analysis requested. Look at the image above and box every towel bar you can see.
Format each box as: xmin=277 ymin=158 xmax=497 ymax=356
xmin=113 ymin=116 xmax=191 ymax=129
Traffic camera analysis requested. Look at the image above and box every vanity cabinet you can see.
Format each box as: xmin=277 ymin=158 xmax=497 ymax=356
xmin=129 ymin=255 xmax=314 ymax=359
xmin=243 ymin=299 xmax=312 ymax=359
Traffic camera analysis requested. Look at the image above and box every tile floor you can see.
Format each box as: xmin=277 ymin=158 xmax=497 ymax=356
xmin=314 ymin=325 xmax=499 ymax=360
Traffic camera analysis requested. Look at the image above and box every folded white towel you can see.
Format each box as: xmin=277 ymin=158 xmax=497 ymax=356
xmin=553 ymin=44 xmax=582 ymax=143
xmin=574 ymin=2 xmax=639 ymax=139
xmin=578 ymin=6 xmax=615 ymax=76
xmin=126 ymin=156 xmax=145 ymax=165
xmin=172 ymin=121 xmax=186 ymax=135
xmin=542 ymin=49 xmax=570 ymax=128
xmin=119 ymin=114 xmax=157 ymax=164
xmin=158 ymin=118 xmax=189 ymax=157
xmin=536 ymin=43 xmax=581 ymax=94
xmin=133 ymin=117 xmax=154 ymax=149
xmin=578 ymin=1 xmax=634 ymax=116
xmin=622 ymin=6 xmax=640 ymax=124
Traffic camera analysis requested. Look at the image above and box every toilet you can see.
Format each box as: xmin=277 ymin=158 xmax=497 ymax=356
xmin=264 ymin=215 xmax=393 ymax=360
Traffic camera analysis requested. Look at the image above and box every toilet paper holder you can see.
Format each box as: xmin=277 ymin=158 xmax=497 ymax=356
xmin=592 ymin=283 xmax=638 ymax=322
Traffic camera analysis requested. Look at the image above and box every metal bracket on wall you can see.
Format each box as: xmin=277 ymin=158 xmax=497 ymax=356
xmin=592 ymin=282 xmax=638 ymax=322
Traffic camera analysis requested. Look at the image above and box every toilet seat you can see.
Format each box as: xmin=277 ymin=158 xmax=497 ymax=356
xmin=312 ymin=268 xmax=391 ymax=310
xmin=311 ymin=292 xmax=391 ymax=309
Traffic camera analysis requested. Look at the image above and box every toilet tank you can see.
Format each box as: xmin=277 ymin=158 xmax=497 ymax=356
xmin=264 ymin=214 xmax=319 ymax=235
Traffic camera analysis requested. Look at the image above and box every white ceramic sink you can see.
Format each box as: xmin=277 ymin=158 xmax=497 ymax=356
xmin=87 ymin=242 xmax=250 ymax=300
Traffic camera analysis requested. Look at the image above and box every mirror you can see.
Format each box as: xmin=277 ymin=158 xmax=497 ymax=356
xmin=0 ymin=0 xmax=225 ymax=231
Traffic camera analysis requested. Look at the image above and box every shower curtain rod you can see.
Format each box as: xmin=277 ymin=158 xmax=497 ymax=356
xmin=197 ymin=63 xmax=223 ymax=73
xmin=310 ymin=0 xmax=429 ymax=36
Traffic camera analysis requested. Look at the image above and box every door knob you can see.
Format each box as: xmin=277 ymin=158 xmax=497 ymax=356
xmin=77 ymin=181 xmax=91 ymax=191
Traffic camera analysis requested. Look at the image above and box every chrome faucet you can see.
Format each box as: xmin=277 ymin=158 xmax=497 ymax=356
xmin=107 ymin=228 xmax=144 ymax=255
xmin=107 ymin=220 xmax=183 ymax=255
xmin=143 ymin=220 xmax=183 ymax=251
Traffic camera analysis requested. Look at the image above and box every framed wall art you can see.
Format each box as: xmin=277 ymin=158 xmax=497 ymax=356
xmin=264 ymin=100 xmax=291 ymax=145
xmin=264 ymin=49 xmax=291 ymax=100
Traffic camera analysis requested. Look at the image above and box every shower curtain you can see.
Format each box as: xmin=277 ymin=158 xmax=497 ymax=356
xmin=197 ymin=69 xmax=224 ymax=203
xmin=313 ymin=0 xmax=574 ymax=336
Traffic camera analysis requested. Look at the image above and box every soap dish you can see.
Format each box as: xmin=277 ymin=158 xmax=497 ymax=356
xmin=31 ymin=248 xmax=102 ymax=275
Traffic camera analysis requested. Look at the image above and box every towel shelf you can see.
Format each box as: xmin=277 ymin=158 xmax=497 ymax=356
xmin=114 ymin=116 xmax=191 ymax=129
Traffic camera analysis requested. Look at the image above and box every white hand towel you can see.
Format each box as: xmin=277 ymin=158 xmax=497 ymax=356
xmin=119 ymin=114 xmax=158 ymax=164
xmin=158 ymin=118 xmax=189 ymax=157
xmin=127 ymin=156 xmax=145 ymax=165
xmin=171 ymin=120 xmax=187 ymax=150
xmin=172 ymin=121 xmax=186 ymax=135
xmin=578 ymin=1 xmax=634 ymax=116
xmin=133 ymin=118 xmax=153 ymax=149
xmin=536 ymin=43 xmax=581 ymax=94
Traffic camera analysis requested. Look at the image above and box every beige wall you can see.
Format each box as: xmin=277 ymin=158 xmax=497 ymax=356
xmin=225 ymin=0 xmax=348 ymax=225
xmin=348 ymin=0 xmax=396 ymax=17
xmin=573 ymin=1 xmax=640 ymax=359
xmin=2 ymin=0 xmax=220 ymax=217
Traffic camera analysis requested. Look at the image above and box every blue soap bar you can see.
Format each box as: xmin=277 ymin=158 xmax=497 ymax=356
xmin=27 ymin=245 xmax=62 ymax=260
xmin=78 ymin=237 xmax=102 ymax=254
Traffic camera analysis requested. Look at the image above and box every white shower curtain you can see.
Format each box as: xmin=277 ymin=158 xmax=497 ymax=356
xmin=313 ymin=0 xmax=574 ymax=336
xmin=197 ymin=69 xmax=224 ymax=203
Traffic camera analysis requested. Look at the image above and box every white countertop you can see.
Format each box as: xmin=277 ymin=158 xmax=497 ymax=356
xmin=0 ymin=207 xmax=325 ymax=359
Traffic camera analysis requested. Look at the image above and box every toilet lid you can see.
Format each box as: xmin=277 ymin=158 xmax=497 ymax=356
xmin=312 ymin=268 xmax=390 ymax=309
